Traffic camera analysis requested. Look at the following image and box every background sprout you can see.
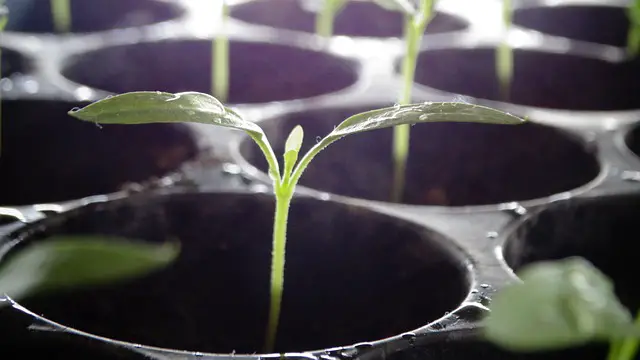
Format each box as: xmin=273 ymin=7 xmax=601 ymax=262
xmin=484 ymin=257 xmax=640 ymax=360
xmin=627 ymin=0 xmax=640 ymax=57
xmin=371 ymin=0 xmax=435 ymax=202
xmin=0 ymin=236 xmax=179 ymax=308
xmin=51 ymin=0 xmax=71 ymax=33
xmin=68 ymin=91 xmax=524 ymax=352
xmin=496 ymin=0 xmax=513 ymax=99
xmin=315 ymin=0 xmax=348 ymax=37
xmin=213 ymin=0 xmax=229 ymax=102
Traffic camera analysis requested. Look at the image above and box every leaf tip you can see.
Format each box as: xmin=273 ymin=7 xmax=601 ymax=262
xmin=285 ymin=125 xmax=304 ymax=154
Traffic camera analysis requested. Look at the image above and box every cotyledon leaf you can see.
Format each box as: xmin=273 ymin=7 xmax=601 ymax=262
xmin=67 ymin=91 xmax=263 ymax=138
xmin=483 ymin=257 xmax=640 ymax=352
xmin=0 ymin=236 xmax=179 ymax=307
xmin=328 ymin=102 xmax=525 ymax=139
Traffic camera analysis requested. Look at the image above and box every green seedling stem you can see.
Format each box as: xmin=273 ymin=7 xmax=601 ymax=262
xmin=496 ymin=0 xmax=513 ymax=99
xmin=51 ymin=0 xmax=71 ymax=33
xmin=213 ymin=0 xmax=229 ymax=102
xmin=627 ymin=0 xmax=640 ymax=57
xmin=316 ymin=0 xmax=347 ymax=37
xmin=392 ymin=0 xmax=433 ymax=202
xmin=68 ymin=91 xmax=525 ymax=353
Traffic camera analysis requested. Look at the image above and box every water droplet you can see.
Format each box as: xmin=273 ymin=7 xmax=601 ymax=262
xmin=486 ymin=231 xmax=498 ymax=239
xmin=402 ymin=332 xmax=417 ymax=346
xmin=70 ymin=107 xmax=80 ymax=112
xmin=193 ymin=352 xmax=204 ymax=357
xmin=418 ymin=114 xmax=429 ymax=121
xmin=315 ymin=136 xmax=321 ymax=143
xmin=354 ymin=342 xmax=373 ymax=350
xmin=393 ymin=103 xmax=401 ymax=110
xmin=471 ymin=289 xmax=479 ymax=294
xmin=221 ymin=163 xmax=241 ymax=175
xmin=480 ymin=283 xmax=490 ymax=288
xmin=94 ymin=123 xmax=103 ymax=129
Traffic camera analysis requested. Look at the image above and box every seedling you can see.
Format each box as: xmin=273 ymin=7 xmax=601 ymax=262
xmin=0 ymin=236 xmax=179 ymax=308
xmin=212 ymin=0 xmax=230 ymax=102
xmin=361 ymin=0 xmax=434 ymax=201
xmin=68 ymin=90 xmax=524 ymax=352
xmin=484 ymin=257 xmax=640 ymax=360
xmin=51 ymin=0 xmax=71 ymax=33
xmin=315 ymin=0 xmax=347 ymax=37
xmin=627 ymin=0 xmax=640 ymax=57
xmin=496 ymin=0 xmax=513 ymax=99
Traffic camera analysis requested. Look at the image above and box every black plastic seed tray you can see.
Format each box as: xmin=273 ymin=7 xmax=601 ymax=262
xmin=1 ymin=0 xmax=639 ymax=359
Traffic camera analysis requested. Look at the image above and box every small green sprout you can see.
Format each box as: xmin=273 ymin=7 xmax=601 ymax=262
xmin=315 ymin=0 xmax=348 ymax=37
xmin=484 ymin=257 xmax=640 ymax=360
xmin=68 ymin=90 xmax=524 ymax=352
xmin=51 ymin=0 xmax=71 ymax=33
xmin=496 ymin=0 xmax=513 ymax=99
xmin=0 ymin=236 xmax=179 ymax=307
xmin=213 ymin=0 xmax=229 ymax=102
xmin=627 ymin=0 xmax=640 ymax=57
xmin=368 ymin=0 xmax=435 ymax=202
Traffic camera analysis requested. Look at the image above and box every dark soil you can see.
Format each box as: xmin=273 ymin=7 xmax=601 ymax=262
xmin=0 ymin=100 xmax=198 ymax=205
xmin=513 ymin=5 xmax=631 ymax=47
xmin=230 ymin=0 xmax=467 ymax=38
xmin=61 ymin=40 xmax=358 ymax=104
xmin=412 ymin=48 xmax=640 ymax=110
xmin=5 ymin=0 xmax=183 ymax=33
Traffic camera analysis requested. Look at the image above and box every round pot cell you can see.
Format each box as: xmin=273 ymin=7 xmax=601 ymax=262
xmin=4 ymin=0 xmax=183 ymax=33
xmin=230 ymin=0 xmax=467 ymax=38
xmin=236 ymin=105 xmax=600 ymax=206
xmin=504 ymin=193 xmax=640 ymax=314
xmin=412 ymin=48 xmax=640 ymax=111
xmin=0 ymin=192 xmax=470 ymax=356
xmin=0 ymin=99 xmax=199 ymax=206
xmin=1 ymin=48 xmax=29 ymax=78
xmin=512 ymin=5 xmax=630 ymax=47
xmin=386 ymin=336 xmax=608 ymax=360
xmin=61 ymin=39 xmax=358 ymax=104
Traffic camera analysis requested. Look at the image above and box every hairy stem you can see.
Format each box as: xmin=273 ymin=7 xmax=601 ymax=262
xmin=392 ymin=0 xmax=432 ymax=202
xmin=213 ymin=1 xmax=229 ymax=102
xmin=51 ymin=0 xmax=71 ymax=33
xmin=264 ymin=186 xmax=294 ymax=352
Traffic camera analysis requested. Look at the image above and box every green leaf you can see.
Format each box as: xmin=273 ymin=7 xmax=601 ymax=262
xmin=0 ymin=236 xmax=179 ymax=306
xmin=283 ymin=126 xmax=304 ymax=182
xmin=483 ymin=257 xmax=639 ymax=352
xmin=328 ymin=102 xmax=525 ymax=138
xmin=284 ymin=125 xmax=304 ymax=154
xmin=68 ymin=91 xmax=282 ymax=180
xmin=67 ymin=91 xmax=263 ymax=138
xmin=371 ymin=0 xmax=416 ymax=16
